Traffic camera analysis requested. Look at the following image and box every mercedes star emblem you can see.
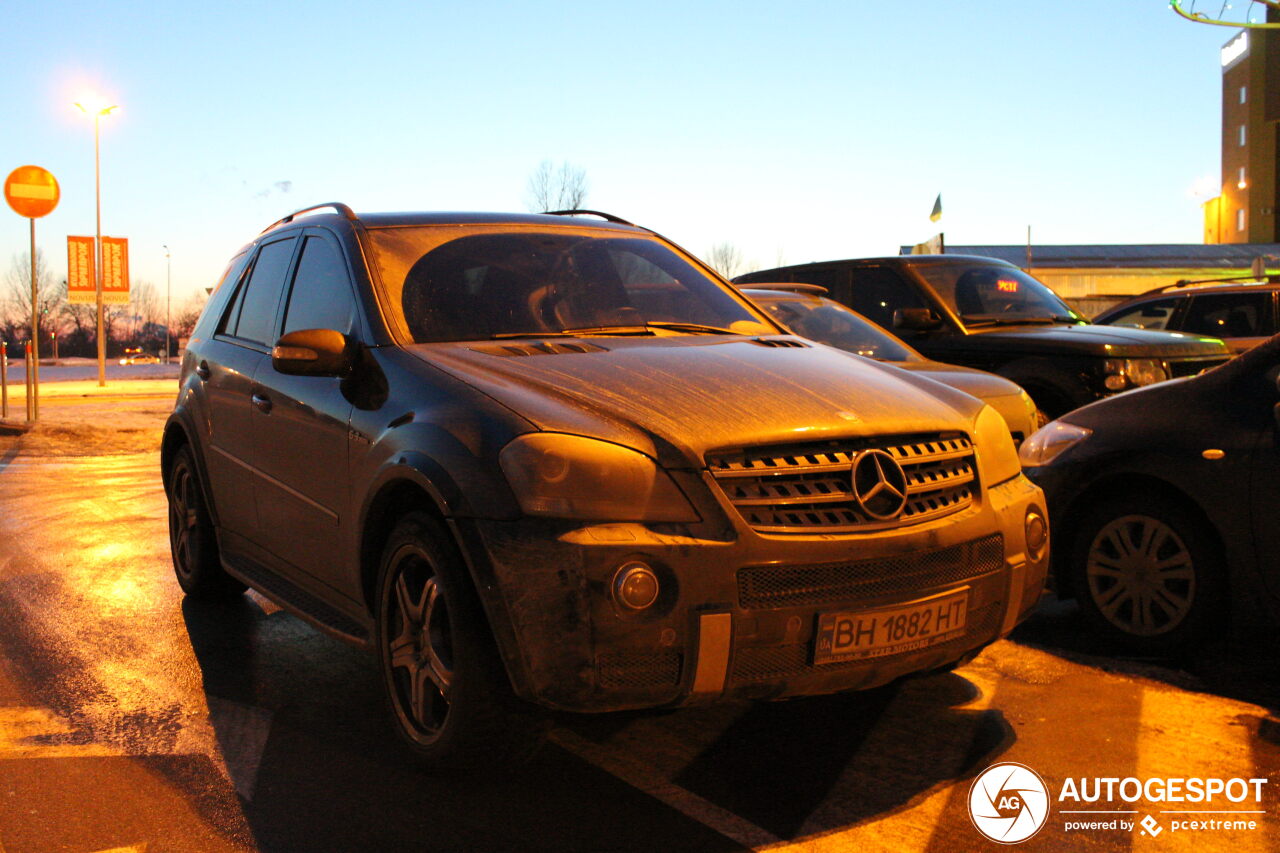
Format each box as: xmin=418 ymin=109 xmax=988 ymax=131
xmin=851 ymin=449 xmax=909 ymax=520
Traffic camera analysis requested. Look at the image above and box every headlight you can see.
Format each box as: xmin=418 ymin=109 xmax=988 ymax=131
xmin=1018 ymin=421 xmax=1092 ymax=467
xmin=500 ymin=433 xmax=700 ymax=522
xmin=1102 ymin=358 xmax=1168 ymax=391
xmin=973 ymin=404 xmax=1021 ymax=485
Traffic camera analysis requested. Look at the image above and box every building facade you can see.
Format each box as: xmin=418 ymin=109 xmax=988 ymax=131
xmin=1205 ymin=16 xmax=1280 ymax=244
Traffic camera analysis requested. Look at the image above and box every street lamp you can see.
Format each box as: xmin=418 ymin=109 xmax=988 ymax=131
xmin=74 ymin=97 xmax=118 ymax=387
xmin=163 ymin=244 xmax=171 ymax=364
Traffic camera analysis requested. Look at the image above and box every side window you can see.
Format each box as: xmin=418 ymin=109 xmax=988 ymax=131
xmin=282 ymin=236 xmax=358 ymax=336
xmin=845 ymin=267 xmax=926 ymax=328
xmin=229 ymin=237 xmax=298 ymax=345
xmin=1100 ymin=297 xmax=1181 ymax=331
xmin=198 ymin=251 xmax=251 ymax=339
xmin=1181 ymin=292 xmax=1271 ymax=337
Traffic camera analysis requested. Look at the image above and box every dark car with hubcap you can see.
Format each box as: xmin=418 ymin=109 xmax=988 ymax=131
xmin=1020 ymin=334 xmax=1280 ymax=651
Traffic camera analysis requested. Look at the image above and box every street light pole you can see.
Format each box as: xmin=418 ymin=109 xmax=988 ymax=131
xmin=164 ymin=244 xmax=171 ymax=364
xmin=75 ymin=99 xmax=117 ymax=387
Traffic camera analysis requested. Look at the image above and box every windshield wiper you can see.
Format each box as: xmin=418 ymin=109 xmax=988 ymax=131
xmin=491 ymin=321 xmax=739 ymax=339
xmin=642 ymin=321 xmax=739 ymax=335
xmin=960 ymin=315 xmax=1061 ymax=327
xmin=491 ymin=325 xmax=655 ymax=339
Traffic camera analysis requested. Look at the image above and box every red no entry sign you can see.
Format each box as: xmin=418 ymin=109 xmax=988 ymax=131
xmin=4 ymin=165 xmax=60 ymax=219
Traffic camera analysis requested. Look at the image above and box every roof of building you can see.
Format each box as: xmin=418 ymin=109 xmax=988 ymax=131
xmin=898 ymin=243 xmax=1280 ymax=269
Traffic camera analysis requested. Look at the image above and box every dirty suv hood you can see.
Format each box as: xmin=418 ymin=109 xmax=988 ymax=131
xmin=410 ymin=336 xmax=982 ymax=467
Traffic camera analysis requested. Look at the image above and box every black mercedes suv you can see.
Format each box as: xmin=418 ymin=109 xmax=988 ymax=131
xmin=163 ymin=205 xmax=1049 ymax=768
xmin=735 ymin=256 xmax=1231 ymax=418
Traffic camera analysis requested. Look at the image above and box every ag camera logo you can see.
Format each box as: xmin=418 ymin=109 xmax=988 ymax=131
xmin=969 ymin=762 xmax=1051 ymax=844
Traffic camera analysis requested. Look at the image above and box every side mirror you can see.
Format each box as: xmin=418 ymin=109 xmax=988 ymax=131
xmin=272 ymin=329 xmax=351 ymax=377
xmin=893 ymin=307 xmax=942 ymax=332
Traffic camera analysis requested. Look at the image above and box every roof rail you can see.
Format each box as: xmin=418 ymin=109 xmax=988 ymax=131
xmin=740 ymin=282 xmax=830 ymax=295
xmin=260 ymin=202 xmax=357 ymax=234
xmin=544 ymin=209 xmax=637 ymax=226
xmin=1141 ymin=272 xmax=1280 ymax=294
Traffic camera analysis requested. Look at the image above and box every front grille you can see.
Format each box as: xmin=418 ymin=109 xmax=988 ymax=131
xmin=1167 ymin=356 xmax=1229 ymax=378
xmin=730 ymin=601 xmax=1002 ymax=684
xmin=596 ymin=651 xmax=682 ymax=688
xmin=707 ymin=434 xmax=976 ymax=533
xmin=737 ymin=534 xmax=1004 ymax=610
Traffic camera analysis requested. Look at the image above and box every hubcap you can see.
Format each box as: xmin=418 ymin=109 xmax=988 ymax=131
xmin=169 ymin=463 xmax=198 ymax=578
xmin=1086 ymin=514 xmax=1195 ymax=637
xmin=386 ymin=555 xmax=454 ymax=738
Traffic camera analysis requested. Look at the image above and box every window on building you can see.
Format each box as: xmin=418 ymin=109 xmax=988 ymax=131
xmin=1239 ymin=125 xmax=1247 ymax=146
xmin=1240 ymin=86 xmax=1247 ymax=104
xmin=1238 ymin=208 xmax=1246 ymax=232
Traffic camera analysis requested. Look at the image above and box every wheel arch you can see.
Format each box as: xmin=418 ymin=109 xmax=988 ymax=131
xmin=357 ymin=466 xmax=535 ymax=702
xmin=358 ymin=474 xmax=453 ymax=618
xmin=1052 ymin=472 xmax=1225 ymax=601
xmin=160 ymin=413 xmax=222 ymax=529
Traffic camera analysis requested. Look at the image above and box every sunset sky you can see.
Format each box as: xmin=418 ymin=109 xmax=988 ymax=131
xmin=1 ymin=2 xmax=1238 ymax=304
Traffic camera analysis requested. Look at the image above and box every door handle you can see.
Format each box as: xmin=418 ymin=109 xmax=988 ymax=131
xmin=195 ymin=361 xmax=211 ymax=380
xmin=252 ymin=393 xmax=273 ymax=414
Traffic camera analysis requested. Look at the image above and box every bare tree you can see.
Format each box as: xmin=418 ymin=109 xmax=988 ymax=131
xmin=2 ymin=250 xmax=61 ymax=348
xmin=705 ymin=242 xmax=751 ymax=279
xmin=171 ymin=291 xmax=209 ymax=341
xmin=526 ymin=160 xmax=589 ymax=212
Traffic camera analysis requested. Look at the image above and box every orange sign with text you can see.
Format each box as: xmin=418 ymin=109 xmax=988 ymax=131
xmin=67 ymin=236 xmax=96 ymax=304
xmin=102 ymin=236 xmax=129 ymax=304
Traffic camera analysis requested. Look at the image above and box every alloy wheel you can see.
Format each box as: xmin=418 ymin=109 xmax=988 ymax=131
xmin=169 ymin=461 xmax=198 ymax=580
xmin=385 ymin=553 xmax=455 ymax=739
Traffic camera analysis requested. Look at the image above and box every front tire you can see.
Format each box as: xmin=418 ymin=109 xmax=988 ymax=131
xmin=376 ymin=511 xmax=543 ymax=770
xmin=1069 ymin=495 xmax=1224 ymax=653
xmin=167 ymin=445 xmax=244 ymax=598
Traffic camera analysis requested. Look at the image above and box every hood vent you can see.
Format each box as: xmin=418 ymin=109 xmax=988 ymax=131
xmin=470 ymin=341 xmax=608 ymax=358
xmin=750 ymin=338 xmax=810 ymax=349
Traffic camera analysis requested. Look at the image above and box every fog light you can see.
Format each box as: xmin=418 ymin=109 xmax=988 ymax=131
xmin=1025 ymin=508 xmax=1048 ymax=562
xmin=613 ymin=562 xmax=660 ymax=610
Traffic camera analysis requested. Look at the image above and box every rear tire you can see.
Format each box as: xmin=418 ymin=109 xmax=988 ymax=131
xmin=376 ymin=511 xmax=544 ymax=771
xmin=167 ymin=445 xmax=245 ymax=598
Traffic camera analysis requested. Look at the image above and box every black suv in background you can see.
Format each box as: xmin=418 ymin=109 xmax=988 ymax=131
xmin=736 ymin=256 xmax=1231 ymax=418
xmin=164 ymin=205 xmax=1049 ymax=769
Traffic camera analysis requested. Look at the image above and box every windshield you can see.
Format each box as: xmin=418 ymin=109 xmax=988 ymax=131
xmin=752 ymin=293 xmax=919 ymax=362
xmin=913 ymin=263 xmax=1081 ymax=325
xmin=366 ymin=225 xmax=774 ymax=342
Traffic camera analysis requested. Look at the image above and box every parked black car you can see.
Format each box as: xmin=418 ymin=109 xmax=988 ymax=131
xmin=735 ymin=256 xmax=1231 ymax=418
xmin=164 ymin=204 xmax=1049 ymax=769
xmin=1021 ymin=334 xmax=1280 ymax=651
xmin=1093 ymin=276 xmax=1279 ymax=355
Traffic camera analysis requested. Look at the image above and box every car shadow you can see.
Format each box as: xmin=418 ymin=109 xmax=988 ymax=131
xmin=182 ymin=595 xmax=1015 ymax=849
xmin=1011 ymin=594 xmax=1280 ymax=714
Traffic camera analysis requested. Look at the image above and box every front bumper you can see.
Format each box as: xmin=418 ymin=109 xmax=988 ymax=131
xmin=458 ymin=473 xmax=1048 ymax=713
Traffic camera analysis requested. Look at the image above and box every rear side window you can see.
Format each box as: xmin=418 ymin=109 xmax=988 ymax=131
xmin=194 ymin=251 xmax=251 ymax=340
xmin=1099 ymin=297 xmax=1181 ymax=330
xmin=1180 ymin=292 xmax=1273 ymax=337
xmin=223 ymin=237 xmax=298 ymax=345
xmin=846 ymin=266 xmax=927 ymax=328
xmin=282 ymin=236 xmax=357 ymax=336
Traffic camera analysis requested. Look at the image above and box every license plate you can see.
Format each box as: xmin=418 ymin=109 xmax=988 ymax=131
xmin=814 ymin=589 xmax=969 ymax=664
